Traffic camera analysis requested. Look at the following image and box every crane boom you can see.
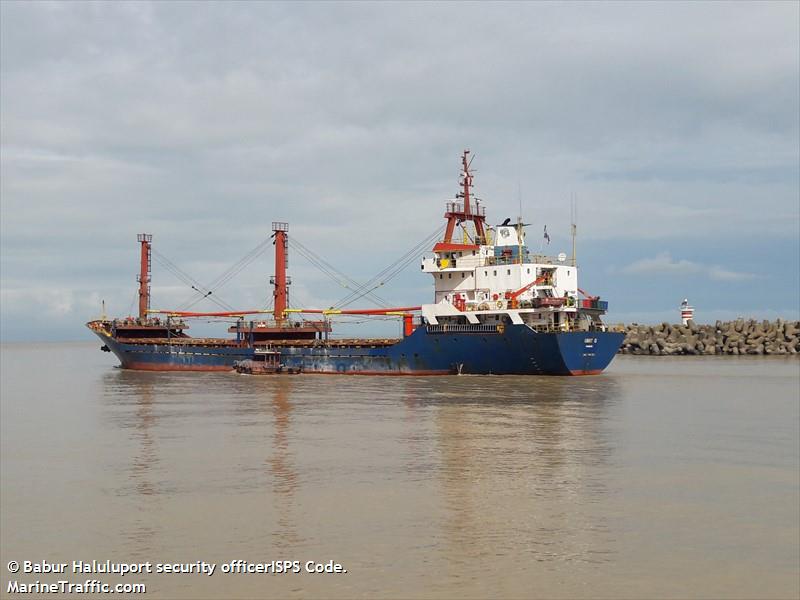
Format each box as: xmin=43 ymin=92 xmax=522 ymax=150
xmin=506 ymin=274 xmax=548 ymax=301
xmin=147 ymin=307 xmax=422 ymax=318
xmin=285 ymin=307 xmax=421 ymax=316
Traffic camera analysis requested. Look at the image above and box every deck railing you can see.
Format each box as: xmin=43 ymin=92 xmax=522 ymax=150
xmin=445 ymin=202 xmax=486 ymax=217
xmin=426 ymin=324 xmax=500 ymax=334
xmin=526 ymin=323 xmax=608 ymax=333
xmin=423 ymin=254 xmax=569 ymax=270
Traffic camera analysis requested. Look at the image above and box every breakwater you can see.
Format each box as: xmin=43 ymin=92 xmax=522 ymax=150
xmin=613 ymin=319 xmax=800 ymax=355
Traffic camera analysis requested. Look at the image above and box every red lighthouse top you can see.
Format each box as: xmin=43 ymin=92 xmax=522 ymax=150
xmin=434 ymin=150 xmax=487 ymax=252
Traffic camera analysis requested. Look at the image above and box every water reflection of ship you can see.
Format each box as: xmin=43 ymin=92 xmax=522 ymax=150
xmin=102 ymin=370 xmax=162 ymax=559
xmin=226 ymin=375 xmax=303 ymax=550
xmin=266 ymin=377 xmax=302 ymax=551
xmin=203 ymin=375 xmax=303 ymax=551
xmin=105 ymin=372 xmax=304 ymax=556
xmin=432 ymin=376 xmax=620 ymax=574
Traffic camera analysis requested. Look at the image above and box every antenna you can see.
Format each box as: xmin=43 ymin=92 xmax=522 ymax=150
xmin=517 ymin=182 xmax=523 ymax=263
xmin=570 ymin=193 xmax=577 ymax=267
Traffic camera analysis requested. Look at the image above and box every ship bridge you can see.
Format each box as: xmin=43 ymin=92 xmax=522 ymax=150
xmin=418 ymin=151 xmax=604 ymax=333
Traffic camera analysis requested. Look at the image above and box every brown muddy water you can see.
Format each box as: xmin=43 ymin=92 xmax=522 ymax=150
xmin=1 ymin=343 xmax=798 ymax=599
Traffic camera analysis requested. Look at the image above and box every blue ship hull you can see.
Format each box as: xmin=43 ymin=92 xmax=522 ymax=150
xmin=94 ymin=326 xmax=624 ymax=375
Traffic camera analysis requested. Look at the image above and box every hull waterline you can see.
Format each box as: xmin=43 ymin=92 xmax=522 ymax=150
xmin=94 ymin=328 xmax=624 ymax=376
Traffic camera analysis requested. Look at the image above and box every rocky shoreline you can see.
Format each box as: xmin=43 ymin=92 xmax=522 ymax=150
xmin=613 ymin=319 xmax=800 ymax=356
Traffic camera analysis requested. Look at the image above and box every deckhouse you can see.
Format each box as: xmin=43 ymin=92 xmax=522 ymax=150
xmin=419 ymin=150 xmax=606 ymax=332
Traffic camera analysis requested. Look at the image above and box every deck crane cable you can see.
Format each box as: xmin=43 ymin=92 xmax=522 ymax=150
xmin=154 ymin=221 xmax=441 ymax=315
xmin=292 ymin=230 xmax=428 ymax=310
xmin=179 ymin=237 xmax=273 ymax=309
xmin=287 ymin=238 xmax=390 ymax=308
xmin=126 ymin=290 xmax=138 ymax=318
xmin=333 ymin=225 xmax=444 ymax=309
xmin=180 ymin=243 xmax=271 ymax=311
xmin=152 ymin=250 xmax=235 ymax=311
xmin=343 ymin=224 xmax=443 ymax=294
xmin=292 ymin=237 xmax=396 ymax=308
xmin=288 ymin=240 xmax=369 ymax=294
xmin=166 ymin=237 xmax=272 ymax=311
xmin=260 ymin=294 xmax=275 ymax=311
xmin=201 ymin=237 xmax=273 ymax=292
xmin=289 ymin=239 xmax=378 ymax=296
xmin=151 ymin=251 xmax=231 ymax=310
xmin=180 ymin=290 xmax=231 ymax=312
xmin=333 ymin=224 xmax=445 ymax=309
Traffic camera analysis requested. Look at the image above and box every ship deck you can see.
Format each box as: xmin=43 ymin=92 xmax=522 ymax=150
xmin=114 ymin=337 xmax=402 ymax=348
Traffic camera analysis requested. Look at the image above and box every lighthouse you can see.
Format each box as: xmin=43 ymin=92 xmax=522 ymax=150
xmin=680 ymin=299 xmax=695 ymax=325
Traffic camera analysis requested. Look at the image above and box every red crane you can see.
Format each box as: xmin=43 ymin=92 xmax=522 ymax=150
xmin=148 ymin=307 xmax=421 ymax=318
xmin=504 ymin=273 xmax=549 ymax=307
xmin=137 ymin=233 xmax=152 ymax=320
xmin=272 ymin=222 xmax=289 ymax=322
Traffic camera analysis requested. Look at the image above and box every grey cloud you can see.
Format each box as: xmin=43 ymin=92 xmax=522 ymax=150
xmin=1 ymin=1 xmax=798 ymax=338
xmin=621 ymin=251 xmax=756 ymax=281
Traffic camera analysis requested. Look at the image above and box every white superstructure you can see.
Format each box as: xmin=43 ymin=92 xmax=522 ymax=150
xmin=418 ymin=151 xmax=607 ymax=332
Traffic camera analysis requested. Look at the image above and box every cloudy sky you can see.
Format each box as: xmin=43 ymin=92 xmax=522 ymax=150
xmin=1 ymin=1 xmax=798 ymax=341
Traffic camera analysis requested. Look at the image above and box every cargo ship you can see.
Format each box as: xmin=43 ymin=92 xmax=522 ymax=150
xmin=88 ymin=150 xmax=624 ymax=375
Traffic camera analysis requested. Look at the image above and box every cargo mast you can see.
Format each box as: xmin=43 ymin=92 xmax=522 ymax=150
xmin=271 ymin=222 xmax=290 ymax=322
xmin=442 ymin=150 xmax=486 ymax=245
xmin=137 ymin=233 xmax=152 ymax=320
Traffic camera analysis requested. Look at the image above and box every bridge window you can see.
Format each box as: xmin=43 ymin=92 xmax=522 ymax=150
xmin=448 ymin=273 xmax=452 ymax=279
xmin=461 ymin=273 xmax=465 ymax=278
xmin=439 ymin=274 xmax=443 ymax=279
xmin=493 ymin=270 xmax=497 ymax=276
xmin=507 ymin=269 xmax=511 ymax=275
